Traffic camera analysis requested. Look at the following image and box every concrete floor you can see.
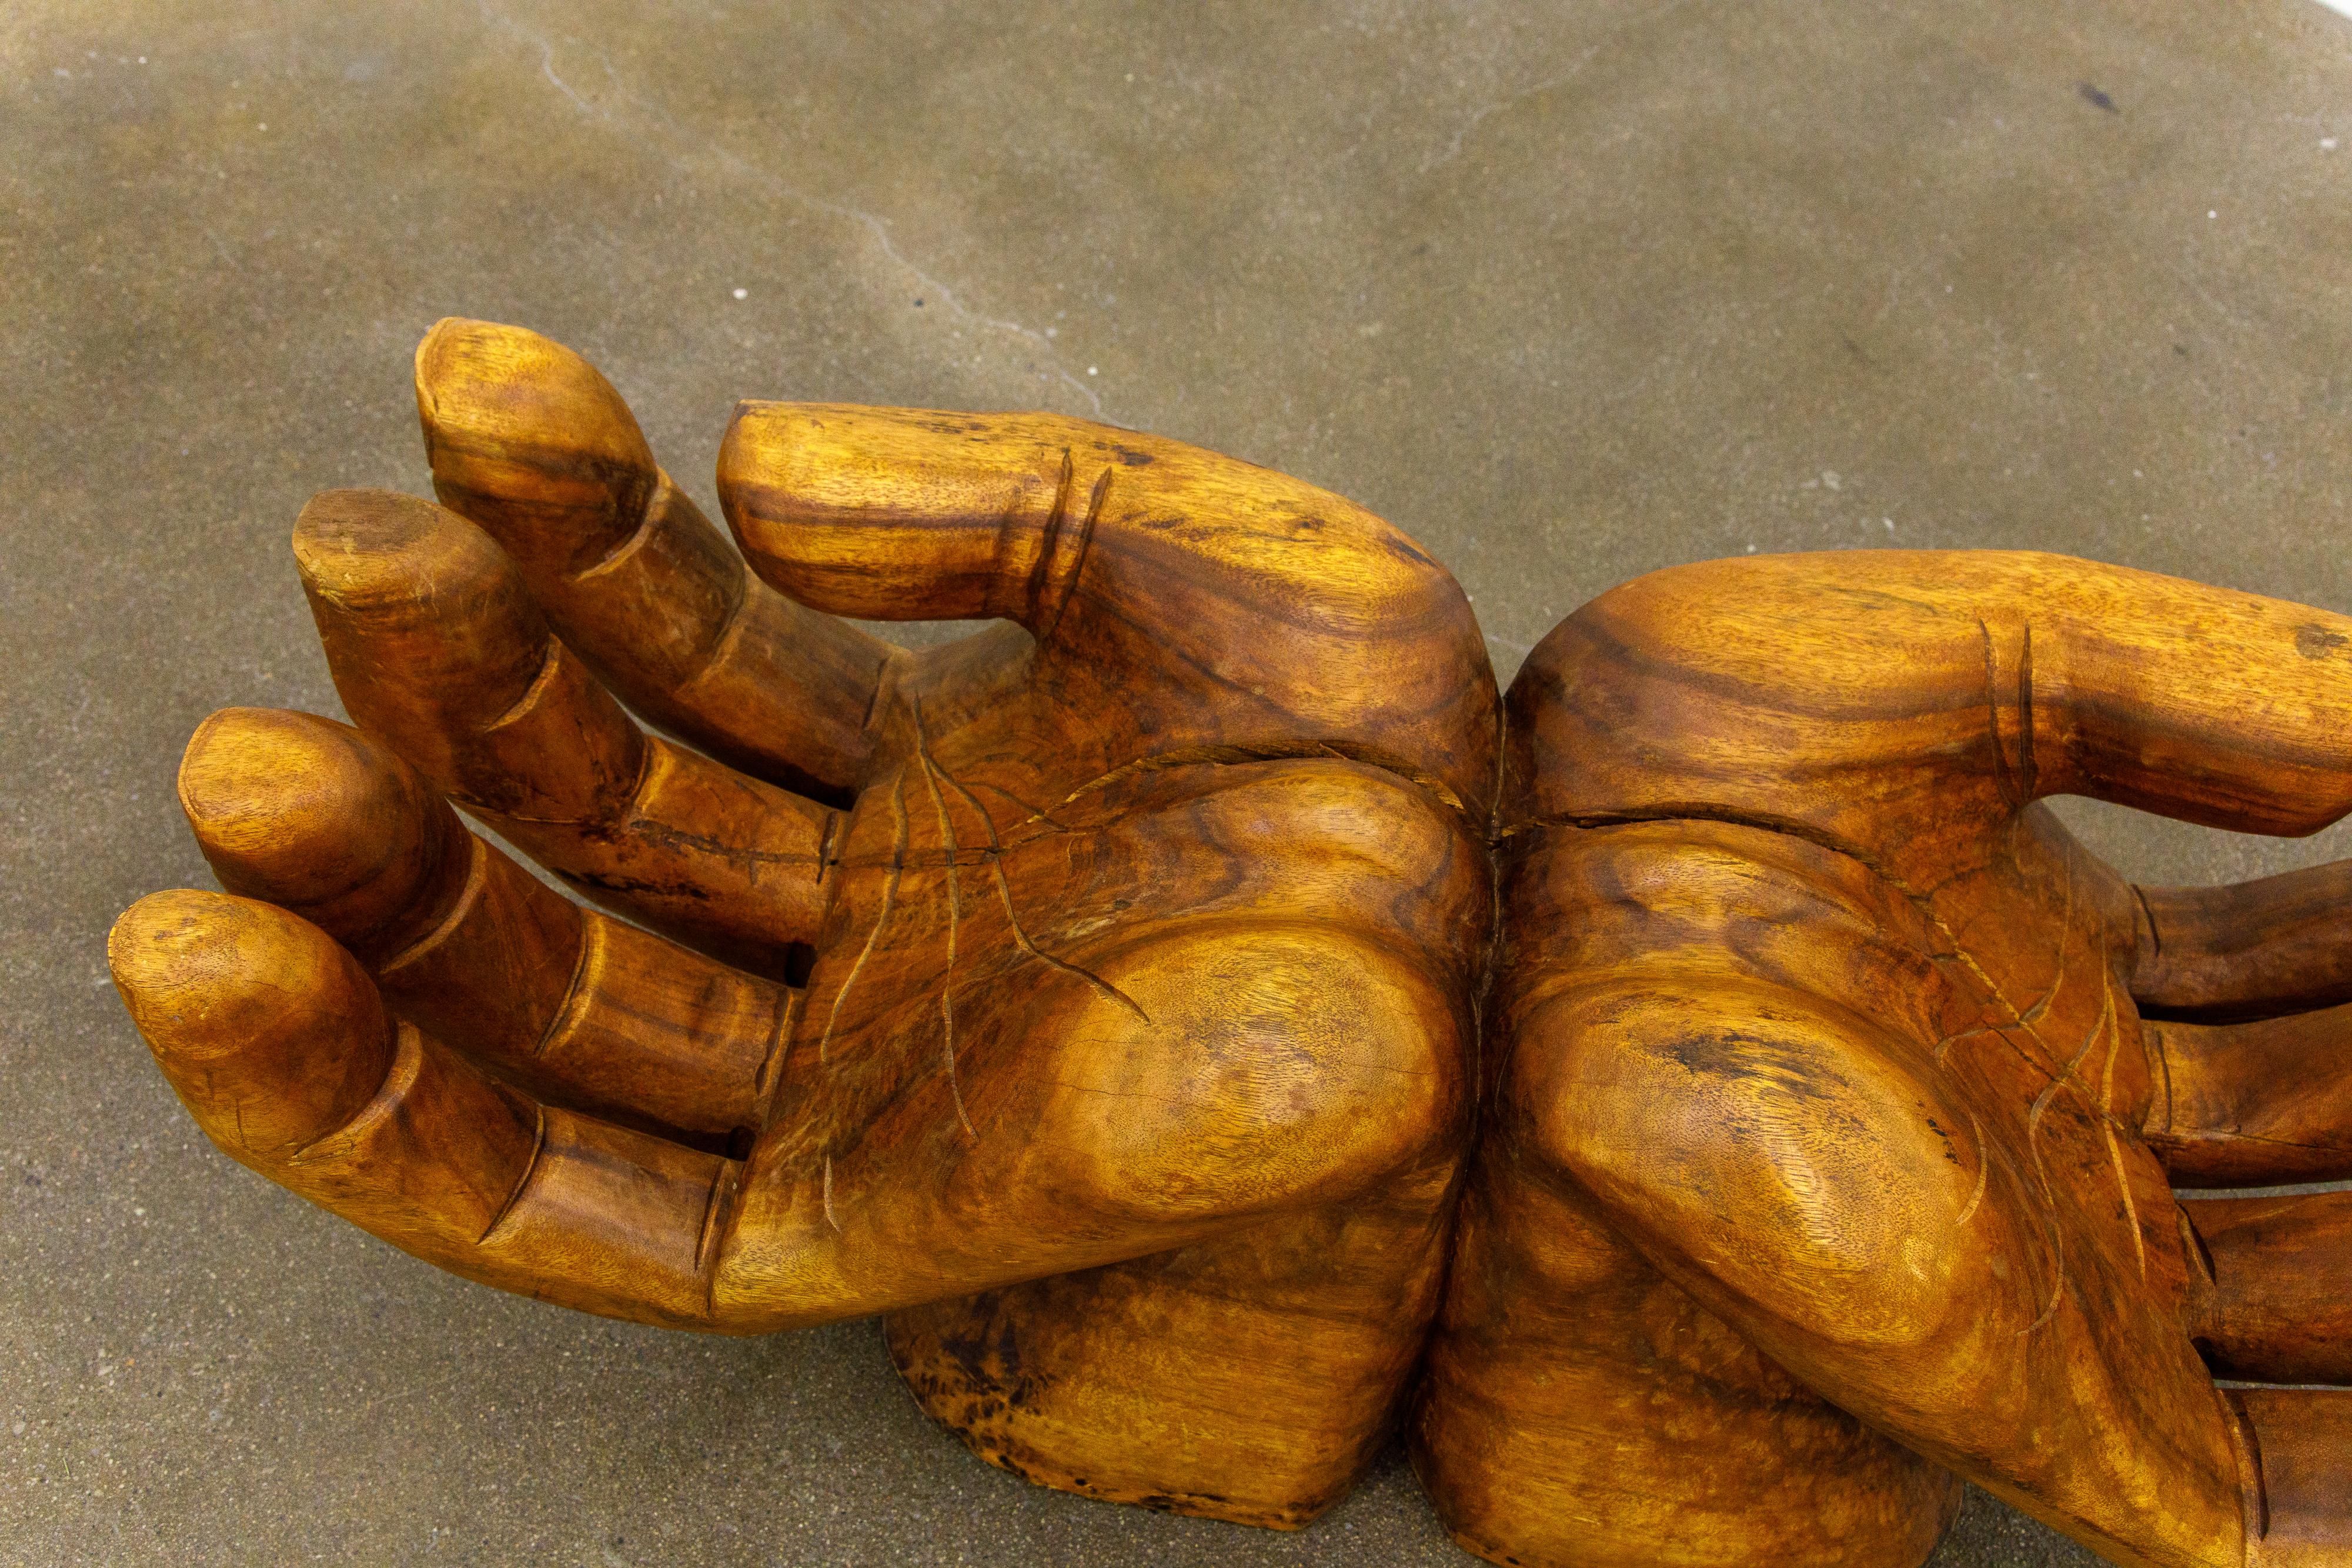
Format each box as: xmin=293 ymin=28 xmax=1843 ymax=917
xmin=5 ymin=1 xmax=2350 ymax=1563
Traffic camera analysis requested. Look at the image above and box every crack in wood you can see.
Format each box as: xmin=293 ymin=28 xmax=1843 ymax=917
xmin=817 ymin=768 xmax=908 ymax=1064
xmin=913 ymin=700 xmax=978 ymax=1141
xmin=1023 ymin=740 xmax=1470 ymax=825
xmin=2095 ymin=972 xmax=2148 ymax=1281
xmin=1956 ymin=1105 xmax=1990 ymax=1227
xmin=629 ymin=817 xmax=827 ymax=883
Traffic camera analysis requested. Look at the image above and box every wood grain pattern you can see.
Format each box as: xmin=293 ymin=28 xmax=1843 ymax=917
xmin=105 ymin=324 xmax=2351 ymax=1563
xmin=1413 ymin=1102 xmax=1962 ymax=1568
xmin=109 ymin=319 xmax=1497 ymax=1527
xmin=1426 ymin=551 xmax=2352 ymax=1568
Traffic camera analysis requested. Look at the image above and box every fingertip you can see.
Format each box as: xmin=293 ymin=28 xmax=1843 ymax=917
xmin=109 ymin=891 xmax=396 ymax=1158
xmin=290 ymin=491 xmax=546 ymax=714
xmin=288 ymin=490 xmax=650 ymax=827
xmin=109 ymin=890 xmax=379 ymax=1048
xmin=413 ymin=316 xmax=465 ymax=391
xmin=713 ymin=400 xmax=800 ymax=499
xmin=712 ymin=401 xmax=763 ymax=502
xmin=413 ymin=314 xmax=477 ymax=373
xmin=293 ymin=488 xmax=501 ymax=604
xmin=413 ymin=317 xmax=654 ymax=573
xmin=108 ymin=888 xmax=228 ymax=1000
xmin=711 ymin=406 xmax=797 ymax=570
xmin=414 ymin=317 xmax=582 ymax=415
xmin=177 ymin=708 xmax=468 ymax=959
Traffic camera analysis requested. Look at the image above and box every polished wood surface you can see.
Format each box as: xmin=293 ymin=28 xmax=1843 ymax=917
xmin=1423 ymin=551 xmax=2352 ymax=1568
xmin=108 ymin=329 xmax=2351 ymax=1563
xmin=109 ymin=320 xmax=1498 ymax=1526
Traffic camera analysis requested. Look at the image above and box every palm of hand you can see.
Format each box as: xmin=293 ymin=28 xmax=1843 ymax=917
xmin=110 ymin=321 xmax=1494 ymax=1523
xmin=1457 ymin=551 xmax=2352 ymax=1568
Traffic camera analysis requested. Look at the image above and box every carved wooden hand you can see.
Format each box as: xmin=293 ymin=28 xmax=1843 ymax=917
xmin=108 ymin=321 xmax=1497 ymax=1524
xmin=1418 ymin=551 xmax=2352 ymax=1568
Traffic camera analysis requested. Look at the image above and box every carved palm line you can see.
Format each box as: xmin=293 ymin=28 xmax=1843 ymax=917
xmin=803 ymin=446 xmax=1126 ymax=1067
xmin=805 ymin=696 xmax=1166 ymax=1152
xmin=743 ymin=444 xmax=1482 ymax=1258
xmin=1892 ymin=617 xmax=2144 ymax=1335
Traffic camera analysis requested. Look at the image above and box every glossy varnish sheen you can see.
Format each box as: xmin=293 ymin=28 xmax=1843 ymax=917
xmin=1421 ymin=552 xmax=2352 ymax=1568
xmin=104 ymin=324 xmax=2352 ymax=1566
xmin=109 ymin=319 xmax=1498 ymax=1526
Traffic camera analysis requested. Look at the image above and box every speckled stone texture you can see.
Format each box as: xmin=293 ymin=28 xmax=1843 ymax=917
xmin=4 ymin=1 xmax=2348 ymax=1563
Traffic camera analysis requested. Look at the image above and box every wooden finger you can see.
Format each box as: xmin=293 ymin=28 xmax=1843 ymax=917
xmin=109 ymin=890 xmax=729 ymax=1329
xmin=2008 ymin=561 xmax=2352 ymax=835
xmin=1509 ymin=554 xmax=2352 ymax=877
xmin=2183 ymin=1191 xmax=2352 ymax=1385
xmin=2141 ymin=1007 xmax=2352 ymax=1186
xmin=2131 ymin=864 xmax=2352 ymax=1024
xmin=177 ymin=706 xmax=790 ymax=1144
xmin=290 ymin=488 xmax=835 ymax=977
xmin=715 ymin=403 xmax=1500 ymax=822
xmin=2231 ymin=1389 xmax=2352 ymax=1567
xmin=414 ymin=320 xmax=886 ymax=804
xmin=718 ymin=404 xmax=1124 ymax=627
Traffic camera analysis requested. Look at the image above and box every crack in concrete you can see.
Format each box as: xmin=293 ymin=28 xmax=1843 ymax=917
xmin=470 ymin=0 xmax=1106 ymax=418
xmin=1422 ymin=44 xmax=1603 ymax=173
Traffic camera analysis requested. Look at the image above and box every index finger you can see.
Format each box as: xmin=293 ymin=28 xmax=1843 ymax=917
xmin=417 ymin=319 xmax=888 ymax=804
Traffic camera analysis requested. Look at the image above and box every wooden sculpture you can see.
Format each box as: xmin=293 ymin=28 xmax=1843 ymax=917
xmin=108 ymin=324 xmax=2351 ymax=1567
xmin=1418 ymin=551 xmax=2352 ymax=1568
xmin=107 ymin=320 xmax=1501 ymax=1526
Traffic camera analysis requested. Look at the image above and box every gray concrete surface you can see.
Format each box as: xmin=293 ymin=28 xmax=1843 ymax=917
xmin=5 ymin=1 xmax=2349 ymax=1563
